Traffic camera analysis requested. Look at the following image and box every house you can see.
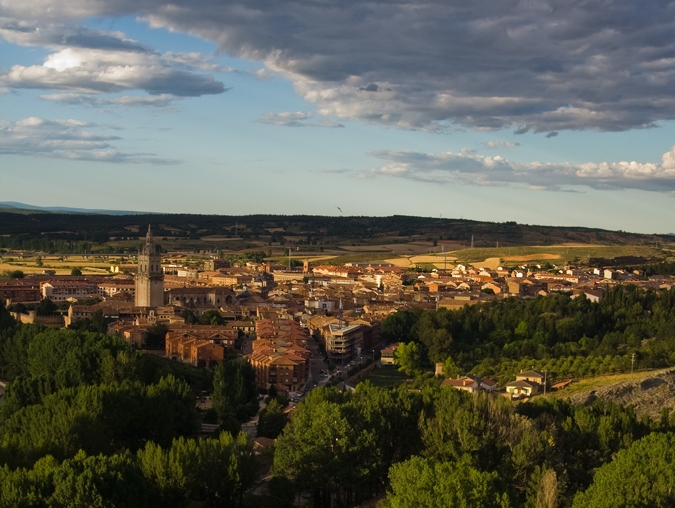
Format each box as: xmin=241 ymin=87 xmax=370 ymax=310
xmin=480 ymin=377 xmax=498 ymax=392
xmin=505 ymin=369 xmax=546 ymax=398
xmin=190 ymin=341 xmax=225 ymax=366
xmin=442 ymin=374 xmax=497 ymax=393
xmin=441 ymin=376 xmax=480 ymax=393
xmin=507 ymin=278 xmax=546 ymax=297
xmin=380 ymin=343 xmax=399 ymax=365
xmin=505 ymin=379 xmax=539 ymax=398
xmin=165 ymin=334 xmax=226 ymax=366
xmin=516 ymin=369 xmax=546 ymax=385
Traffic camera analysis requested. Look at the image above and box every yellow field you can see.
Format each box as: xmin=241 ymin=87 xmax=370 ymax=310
xmin=0 ymin=255 xmax=116 ymax=276
xmin=503 ymin=253 xmax=561 ymax=262
xmin=476 ymin=257 xmax=501 ymax=270
xmin=383 ymin=254 xmax=457 ymax=268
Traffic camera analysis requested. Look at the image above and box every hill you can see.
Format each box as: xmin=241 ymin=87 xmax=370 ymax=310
xmin=566 ymin=368 xmax=675 ymax=420
xmin=0 ymin=211 xmax=672 ymax=252
xmin=0 ymin=201 xmax=148 ymax=215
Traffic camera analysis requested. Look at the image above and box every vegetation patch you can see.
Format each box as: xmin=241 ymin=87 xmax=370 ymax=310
xmin=361 ymin=366 xmax=409 ymax=388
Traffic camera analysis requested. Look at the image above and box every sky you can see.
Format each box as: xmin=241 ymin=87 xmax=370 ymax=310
xmin=2 ymin=1 xmax=675 ymax=234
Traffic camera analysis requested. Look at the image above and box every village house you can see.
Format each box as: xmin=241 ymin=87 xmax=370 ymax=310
xmin=380 ymin=343 xmax=399 ymax=365
xmin=505 ymin=369 xmax=547 ymax=398
xmin=256 ymin=318 xmax=310 ymax=347
xmin=441 ymin=374 xmax=497 ymax=394
xmin=97 ymin=277 xmax=135 ymax=299
xmin=164 ymin=337 xmax=225 ymax=366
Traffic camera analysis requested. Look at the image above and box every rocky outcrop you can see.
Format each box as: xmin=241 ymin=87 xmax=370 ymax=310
xmin=569 ymin=368 xmax=675 ymax=420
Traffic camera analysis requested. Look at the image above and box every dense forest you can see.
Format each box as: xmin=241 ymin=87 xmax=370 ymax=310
xmin=0 ymin=211 xmax=671 ymax=254
xmin=274 ymin=382 xmax=675 ymax=507
xmin=0 ymin=304 xmax=266 ymax=506
xmin=1 ymin=288 xmax=675 ymax=506
xmin=381 ymin=286 xmax=675 ymax=385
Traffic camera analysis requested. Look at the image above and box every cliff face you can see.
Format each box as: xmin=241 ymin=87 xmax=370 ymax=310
xmin=570 ymin=368 xmax=675 ymax=419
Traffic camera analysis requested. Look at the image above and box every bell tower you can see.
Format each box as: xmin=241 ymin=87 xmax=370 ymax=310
xmin=135 ymin=225 xmax=164 ymax=307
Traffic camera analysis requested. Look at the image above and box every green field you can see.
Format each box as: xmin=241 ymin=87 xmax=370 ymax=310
xmin=361 ymin=366 xmax=410 ymax=388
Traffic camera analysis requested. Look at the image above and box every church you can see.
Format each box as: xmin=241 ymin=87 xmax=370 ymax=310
xmin=135 ymin=226 xmax=165 ymax=308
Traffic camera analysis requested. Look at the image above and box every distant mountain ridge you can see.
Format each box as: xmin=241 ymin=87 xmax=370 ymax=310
xmin=0 ymin=201 xmax=150 ymax=216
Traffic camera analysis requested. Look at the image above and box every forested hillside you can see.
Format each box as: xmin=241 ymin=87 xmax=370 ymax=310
xmin=0 ymin=304 xmax=262 ymax=506
xmin=273 ymin=382 xmax=675 ymax=507
xmin=1 ymin=289 xmax=675 ymax=506
xmin=382 ymin=286 xmax=675 ymax=386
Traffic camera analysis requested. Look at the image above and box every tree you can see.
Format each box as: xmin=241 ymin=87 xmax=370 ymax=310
xmin=139 ymin=432 xmax=256 ymax=508
xmin=0 ymin=301 xmax=16 ymax=331
xmin=211 ymin=359 xmax=258 ymax=421
xmin=8 ymin=270 xmax=24 ymax=279
xmin=70 ymin=267 xmax=82 ymax=276
xmin=273 ymin=392 xmax=378 ymax=507
xmin=572 ymin=432 xmax=675 ymax=508
xmin=145 ymin=323 xmax=169 ymax=349
xmin=34 ymin=298 xmax=57 ymax=316
xmin=394 ymin=342 xmax=423 ymax=377
xmin=384 ymin=456 xmax=510 ymax=508
xmin=381 ymin=310 xmax=419 ymax=343
xmin=50 ymin=451 xmax=148 ymax=507
xmin=257 ymin=398 xmax=288 ymax=439
xmin=442 ymin=356 xmax=461 ymax=378
xmin=180 ymin=309 xmax=198 ymax=325
xmin=199 ymin=310 xmax=225 ymax=326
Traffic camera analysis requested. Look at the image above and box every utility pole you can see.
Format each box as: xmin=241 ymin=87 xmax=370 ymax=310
xmin=543 ymin=371 xmax=547 ymax=395
xmin=631 ymin=353 xmax=636 ymax=374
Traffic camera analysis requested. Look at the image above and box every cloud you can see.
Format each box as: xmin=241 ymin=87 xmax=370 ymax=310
xmin=0 ymin=117 xmax=179 ymax=164
xmin=138 ymin=1 xmax=675 ymax=132
xmin=0 ymin=20 xmax=225 ymax=98
xmin=485 ymin=141 xmax=520 ymax=149
xmin=1 ymin=47 xmax=225 ymax=96
xmin=364 ymin=146 xmax=675 ymax=193
xmin=40 ymin=92 xmax=181 ymax=108
xmin=359 ymin=83 xmax=379 ymax=92
xmin=258 ymin=111 xmax=343 ymax=128
xmin=316 ymin=168 xmax=350 ymax=174
xmin=5 ymin=2 xmax=675 ymax=132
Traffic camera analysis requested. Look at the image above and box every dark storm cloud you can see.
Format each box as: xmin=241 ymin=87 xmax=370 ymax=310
xmin=4 ymin=1 xmax=675 ymax=131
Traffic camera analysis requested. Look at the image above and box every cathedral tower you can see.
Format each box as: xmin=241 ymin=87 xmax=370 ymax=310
xmin=135 ymin=225 xmax=164 ymax=307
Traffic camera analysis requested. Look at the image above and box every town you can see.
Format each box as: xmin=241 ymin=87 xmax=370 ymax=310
xmin=2 ymin=225 xmax=672 ymax=400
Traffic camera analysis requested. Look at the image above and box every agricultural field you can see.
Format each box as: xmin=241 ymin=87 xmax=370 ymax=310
xmin=446 ymin=244 xmax=670 ymax=266
xmin=0 ymin=254 xmax=114 ymax=276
